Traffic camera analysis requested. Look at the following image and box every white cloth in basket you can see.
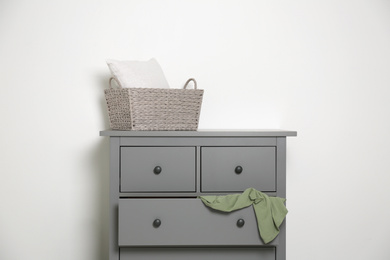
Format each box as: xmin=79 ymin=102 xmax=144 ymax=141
xmin=106 ymin=58 xmax=170 ymax=89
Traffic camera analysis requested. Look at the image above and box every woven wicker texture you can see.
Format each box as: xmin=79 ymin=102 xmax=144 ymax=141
xmin=104 ymin=78 xmax=203 ymax=131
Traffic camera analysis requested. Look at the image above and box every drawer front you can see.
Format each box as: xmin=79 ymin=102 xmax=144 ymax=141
xmin=118 ymin=199 xmax=277 ymax=246
xmin=120 ymin=247 xmax=275 ymax=260
xmin=120 ymin=147 xmax=195 ymax=192
xmin=201 ymin=147 xmax=276 ymax=192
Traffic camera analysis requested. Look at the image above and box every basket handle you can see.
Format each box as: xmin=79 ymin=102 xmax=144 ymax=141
xmin=183 ymin=78 xmax=197 ymax=89
xmin=109 ymin=77 xmax=123 ymax=89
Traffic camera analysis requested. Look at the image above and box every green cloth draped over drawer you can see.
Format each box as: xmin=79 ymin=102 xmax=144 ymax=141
xmin=199 ymin=188 xmax=287 ymax=244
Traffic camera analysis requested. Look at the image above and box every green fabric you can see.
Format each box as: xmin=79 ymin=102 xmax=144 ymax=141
xmin=199 ymin=188 xmax=287 ymax=244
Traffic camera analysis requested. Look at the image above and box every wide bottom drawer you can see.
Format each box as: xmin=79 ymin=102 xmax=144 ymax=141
xmin=119 ymin=198 xmax=279 ymax=246
xmin=120 ymin=247 xmax=275 ymax=260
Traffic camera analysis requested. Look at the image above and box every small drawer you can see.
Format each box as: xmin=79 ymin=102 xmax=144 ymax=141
xmin=120 ymin=147 xmax=195 ymax=192
xmin=201 ymin=147 xmax=276 ymax=192
xmin=120 ymin=247 xmax=275 ymax=260
xmin=118 ymin=198 xmax=278 ymax=246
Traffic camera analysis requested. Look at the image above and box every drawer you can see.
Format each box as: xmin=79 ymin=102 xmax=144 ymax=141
xmin=118 ymin=199 xmax=278 ymax=246
xmin=201 ymin=147 xmax=276 ymax=192
xmin=120 ymin=247 xmax=275 ymax=260
xmin=120 ymin=147 xmax=195 ymax=192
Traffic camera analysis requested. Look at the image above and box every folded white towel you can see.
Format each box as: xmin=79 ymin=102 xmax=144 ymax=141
xmin=106 ymin=58 xmax=170 ymax=89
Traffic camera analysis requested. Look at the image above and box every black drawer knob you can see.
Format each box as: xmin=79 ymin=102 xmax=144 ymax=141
xmin=237 ymin=219 xmax=245 ymax=227
xmin=153 ymin=166 xmax=162 ymax=174
xmin=235 ymin=166 xmax=243 ymax=174
xmin=153 ymin=219 xmax=161 ymax=228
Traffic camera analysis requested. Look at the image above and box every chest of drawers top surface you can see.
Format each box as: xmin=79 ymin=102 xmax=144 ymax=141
xmin=100 ymin=129 xmax=297 ymax=137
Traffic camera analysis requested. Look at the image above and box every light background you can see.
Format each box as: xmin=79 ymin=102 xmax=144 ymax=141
xmin=1 ymin=0 xmax=390 ymax=259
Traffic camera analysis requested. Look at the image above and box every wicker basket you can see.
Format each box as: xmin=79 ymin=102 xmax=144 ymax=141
xmin=104 ymin=77 xmax=203 ymax=130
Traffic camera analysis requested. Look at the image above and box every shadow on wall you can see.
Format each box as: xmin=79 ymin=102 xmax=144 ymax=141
xmin=92 ymin=74 xmax=111 ymax=260
xmin=91 ymin=138 xmax=110 ymax=260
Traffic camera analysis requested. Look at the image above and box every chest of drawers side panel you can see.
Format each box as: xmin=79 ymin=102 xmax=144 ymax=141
xmin=109 ymin=137 xmax=120 ymax=260
xmin=276 ymin=137 xmax=287 ymax=260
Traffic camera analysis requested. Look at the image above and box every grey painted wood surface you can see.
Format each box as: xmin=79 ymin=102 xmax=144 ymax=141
xmin=118 ymin=191 xmax=278 ymax=198
xmin=276 ymin=137 xmax=287 ymax=260
xmin=118 ymin=198 xmax=278 ymax=247
xmin=101 ymin=130 xmax=296 ymax=260
xmin=100 ymin=129 xmax=297 ymax=137
xmin=120 ymin=137 xmax=277 ymax=146
xmin=121 ymin=147 xmax=196 ymax=192
xmin=109 ymin=137 xmax=120 ymax=260
xmin=201 ymin=147 xmax=276 ymax=192
xmin=120 ymin=247 xmax=275 ymax=260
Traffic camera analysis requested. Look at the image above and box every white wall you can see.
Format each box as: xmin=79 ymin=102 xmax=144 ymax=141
xmin=1 ymin=0 xmax=390 ymax=259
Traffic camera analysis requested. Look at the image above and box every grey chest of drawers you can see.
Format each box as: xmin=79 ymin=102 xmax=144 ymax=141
xmin=100 ymin=130 xmax=297 ymax=260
